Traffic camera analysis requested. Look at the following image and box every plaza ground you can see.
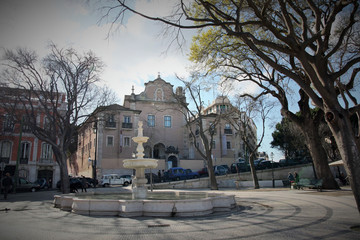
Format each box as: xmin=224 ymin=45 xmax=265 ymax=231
xmin=0 ymin=186 xmax=359 ymax=240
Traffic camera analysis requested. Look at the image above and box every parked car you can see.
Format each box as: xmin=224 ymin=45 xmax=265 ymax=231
xmin=145 ymin=173 xmax=161 ymax=183
xmin=198 ymin=167 xmax=209 ymax=177
xmin=185 ymin=169 xmax=200 ymax=179
xmin=220 ymin=164 xmax=230 ymax=174
xmin=230 ymin=162 xmax=250 ymax=173
xmin=214 ymin=165 xmax=228 ymax=175
xmin=35 ymin=178 xmax=50 ymax=189
xmin=85 ymin=177 xmax=98 ymax=188
xmin=11 ymin=177 xmax=41 ymax=192
xmin=258 ymin=160 xmax=273 ymax=169
xmin=164 ymin=167 xmax=187 ymax=181
xmin=100 ymin=174 xmax=131 ymax=187
xmin=56 ymin=177 xmax=82 ymax=192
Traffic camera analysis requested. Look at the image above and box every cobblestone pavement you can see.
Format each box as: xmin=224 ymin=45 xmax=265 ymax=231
xmin=0 ymin=187 xmax=359 ymax=240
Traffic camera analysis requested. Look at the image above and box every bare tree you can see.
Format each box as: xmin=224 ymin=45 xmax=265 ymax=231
xmin=173 ymin=76 xmax=220 ymax=190
xmin=1 ymin=44 xmax=110 ymax=193
xmin=229 ymin=95 xmax=275 ymax=189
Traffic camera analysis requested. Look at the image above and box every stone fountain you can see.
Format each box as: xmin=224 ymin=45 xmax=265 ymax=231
xmin=53 ymin=121 xmax=236 ymax=217
xmin=123 ymin=121 xmax=158 ymax=199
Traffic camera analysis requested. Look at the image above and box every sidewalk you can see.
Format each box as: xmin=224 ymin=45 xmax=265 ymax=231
xmin=0 ymin=187 xmax=359 ymax=240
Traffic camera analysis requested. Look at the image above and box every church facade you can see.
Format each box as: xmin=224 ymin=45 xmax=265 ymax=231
xmin=72 ymin=76 xmax=256 ymax=179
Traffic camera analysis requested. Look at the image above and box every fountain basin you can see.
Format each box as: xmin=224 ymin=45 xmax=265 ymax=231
xmin=54 ymin=191 xmax=236 ymax=217
xmin=123 ymin=158 xmax=158 ymax=169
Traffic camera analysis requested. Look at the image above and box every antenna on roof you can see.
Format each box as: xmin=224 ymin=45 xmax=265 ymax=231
xmin=131 ymin=85 xmax=134 ymax=94
xmin=158 ymin=72 xmax=160 ymax=78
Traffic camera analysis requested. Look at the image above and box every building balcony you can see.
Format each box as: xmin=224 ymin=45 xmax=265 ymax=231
xmin=105 ymin=121 xmax=116 ymax=128
xmin=39 ymin=158 xmax=54 ymax=165
xmin=122 ymin=122 xmax=133 ymax=129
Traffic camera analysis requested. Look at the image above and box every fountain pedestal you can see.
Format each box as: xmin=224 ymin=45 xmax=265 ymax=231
xmin=123 ymin=121 xmax=158 ymax=199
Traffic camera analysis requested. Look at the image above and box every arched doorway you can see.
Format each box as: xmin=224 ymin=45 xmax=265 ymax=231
xmin=153 ymin=143 xmax=165 ymax=159
xmin=167 ymin=155 xmax=178 ymax=168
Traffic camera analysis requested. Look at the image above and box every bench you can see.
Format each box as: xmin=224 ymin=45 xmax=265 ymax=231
xmin=293 ymin=178 xmax=323 ymax=191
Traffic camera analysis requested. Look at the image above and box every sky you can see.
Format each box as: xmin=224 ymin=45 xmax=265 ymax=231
xmin=0 ymin=0 xmax=285 ymax=160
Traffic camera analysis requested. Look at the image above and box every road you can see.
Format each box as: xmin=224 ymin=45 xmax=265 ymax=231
xmin=0 ymin=187 xmax=359 ymax=240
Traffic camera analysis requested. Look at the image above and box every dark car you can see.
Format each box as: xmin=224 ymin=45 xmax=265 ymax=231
xmin=35 ymin=178 xmax=50 ymax=189
xmin=230 ymin=162 xmax=250 ymax=173
xmin=220 ymin=165 xmax=230 ymax=174
xmin=165 ymin=167 xmax=187 ymax=181
xmin=85 ymin=177 xmax=98 ymax=188
xmin=185 ymin=169 xmax=200 ymax=179
xmin=258 ymin=160 xmax=279 ymax=169
xmin=145 ymin=173 xmax=161 ymax=183
xmin=198 ymin=167 xmax=209 ymax=177
xmin=56 ymin=177 xmax=83 ymax=192
xmin=5 ymin=177 xmax=41 ymax=192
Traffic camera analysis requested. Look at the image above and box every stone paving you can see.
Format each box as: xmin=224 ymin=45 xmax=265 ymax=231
xmin=0 ymin=187 xmax=359 ymax=240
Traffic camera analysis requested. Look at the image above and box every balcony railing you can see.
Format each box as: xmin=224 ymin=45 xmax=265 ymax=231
xmin=105 ymin=121 xmax=116 ymax=128
xmin=122 ymin=122 xmax=133 ymax=129
xmin=39 ymin=158 xmax=54 ymax=164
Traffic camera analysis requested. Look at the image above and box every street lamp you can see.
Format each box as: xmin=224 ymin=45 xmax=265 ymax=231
xmin=271 ymin=152 xmax=275 ymax=188
xmin=88 ymin=120 xmax=98 ymax=186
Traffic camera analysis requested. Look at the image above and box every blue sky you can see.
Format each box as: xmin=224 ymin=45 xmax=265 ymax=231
xmin=0 ymin=0 xmax=286 ymax=160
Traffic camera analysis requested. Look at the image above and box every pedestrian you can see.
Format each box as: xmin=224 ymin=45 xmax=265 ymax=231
xmin=157 ymin=170 xmax=161 ymax=182
xmin=2 ymin=172 xmax=13 ymax=200
xmin=81 ymin=176 xmax=87 ymax=192
xmin=294 ymin=171 xmax=300 ymax=184
xmin=288 ymin=172 xmax=295 ymax=188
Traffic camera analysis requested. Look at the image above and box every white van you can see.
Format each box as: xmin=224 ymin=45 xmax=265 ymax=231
xmin=100 ymin=174 xmax=132 ymax=187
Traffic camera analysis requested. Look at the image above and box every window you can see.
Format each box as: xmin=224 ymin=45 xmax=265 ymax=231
xmin=22 ymin=116 xmax=31 ymax=132
xmin=164 ymin=116 xmax=171 ymax=128
xmin=41 ymin=143 xmax=53 ymax=160
xmin=227 ymin=141 xmax=231 ymax=149
xmin=20 ymin=142 xmax=30 ymax=164
xmin=224 ymin=123 xmax=232 ymax=134
xmin=124 ymin=137 xmax=131 ymax=147
xmin=105 ymin=114 xmax=116 ymax=128
xmin=3 ymin=115 xmax=14 ymax=131
xmin=122 ymin=116 xmax=132 ymax=128
xmin=0 ymin=141 xmax=12 ymax=163
xmin=147 ymin=115 xmax=155 ymax=127
xmin=107 ymin=136 xmax=114 ymax=146
xmin=44 ymin=117 xmax=51 ymax=131
xmin=124 ymin=116 xmax=131 ymax=123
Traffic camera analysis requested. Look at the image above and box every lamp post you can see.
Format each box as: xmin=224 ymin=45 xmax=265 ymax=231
xmin=271 ymin=152 xmax=275 ymax=188
xmin=89 ymin=120 xmax=98 ymax=187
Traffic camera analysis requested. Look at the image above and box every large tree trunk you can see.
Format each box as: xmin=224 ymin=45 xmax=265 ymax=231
xmin=325 ymin=107 xmax=360 ymax=213
xmin=206 ymin=156 xmax=218 ymax=190
xmin=283 ymin=90 xmax=339 ymax=189
xmin=55 ymin=150 xmax=70 ymax=194
xmin=249 ymin=153 xmax=260 ymax=189
xmin=303 ymin=125 xmax=339 ymax=189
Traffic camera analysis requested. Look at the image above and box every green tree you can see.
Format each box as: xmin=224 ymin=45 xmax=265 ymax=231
xmin=106 ymin=0 xmax=360 ymax=211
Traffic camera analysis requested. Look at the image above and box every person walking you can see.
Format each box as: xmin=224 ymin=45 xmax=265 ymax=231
xmin=288 ymin=172 xmax=295 ymax=188
xmin=81 ymin=176 xmax=87 ymax=192
xmin=2 ymin=173 xmax=13 ymax=200
xmin=294 ymin=171 xmax=300 ymax=184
